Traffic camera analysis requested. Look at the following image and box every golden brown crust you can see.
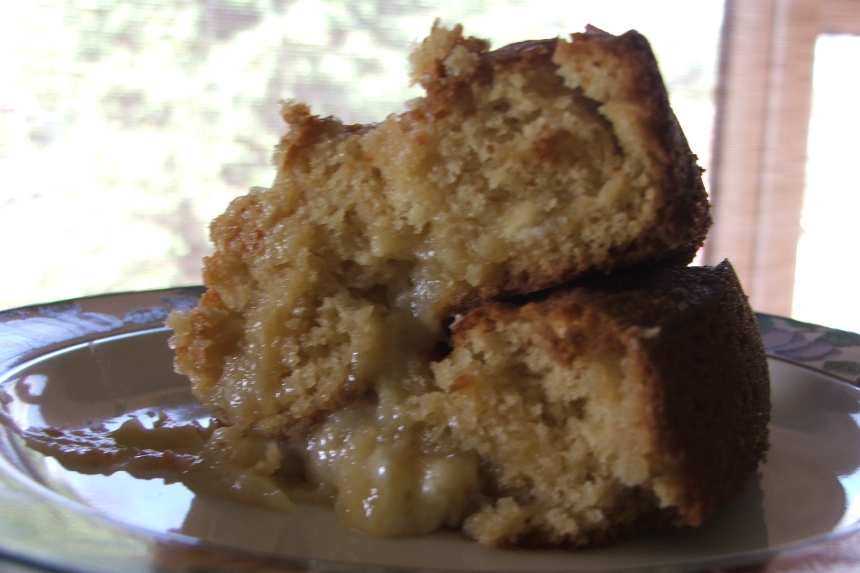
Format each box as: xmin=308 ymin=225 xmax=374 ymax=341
xmin=552 ymin=29 xmax=710 ymax=276
xmin=446 ymin=261 xmax=769 ymax=541
xmin=607 ymin=262 xmax=770 ymax=526
xmin=556 ymin=261 xmax=768 ymax=527
xmin=168 ymin=290 xmax=242 ymax=400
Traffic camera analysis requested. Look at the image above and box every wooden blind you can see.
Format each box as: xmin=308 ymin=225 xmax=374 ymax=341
xmin=705 ymin=0 xmax=860 ymax=315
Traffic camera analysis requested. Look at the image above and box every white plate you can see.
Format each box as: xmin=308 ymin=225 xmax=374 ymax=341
xmin=1 ymin=288 xmax=860 ymax=572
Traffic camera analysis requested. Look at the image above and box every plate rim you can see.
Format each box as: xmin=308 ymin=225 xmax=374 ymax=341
xmin=1 ymin=287 xmax=860 ymax=573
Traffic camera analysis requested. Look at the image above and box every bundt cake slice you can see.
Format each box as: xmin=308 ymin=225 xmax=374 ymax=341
xmin=169 ymin=23 xmax=710 ymax=437
xmin=410 ymin=261 xmax=770 ymax=546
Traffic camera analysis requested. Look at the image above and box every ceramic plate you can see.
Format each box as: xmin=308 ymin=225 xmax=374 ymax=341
xmin=2 ymin=288 xmax=860 ymax=573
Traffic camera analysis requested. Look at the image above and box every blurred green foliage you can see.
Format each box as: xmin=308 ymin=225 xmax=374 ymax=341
xmin=0 ymin=0 xmax=722 ymax=309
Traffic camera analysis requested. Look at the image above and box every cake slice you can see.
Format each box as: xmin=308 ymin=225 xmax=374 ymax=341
xmin=235 ymin=261 xmax=769 ymax=545
xmin=410 ymin=261 xmax=770 ymax=546
xmin=169 ymin=23 xmax=710 ymax=433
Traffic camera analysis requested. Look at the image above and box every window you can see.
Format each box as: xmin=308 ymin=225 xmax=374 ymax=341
xmin=792 ymin=34 xmax=860 ymax=333
xmin=705 ymin=0 xmax=860 ymax=332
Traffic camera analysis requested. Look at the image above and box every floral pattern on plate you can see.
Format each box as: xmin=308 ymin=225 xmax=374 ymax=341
xmin=758 ymin=313 xmax=860 ymax=386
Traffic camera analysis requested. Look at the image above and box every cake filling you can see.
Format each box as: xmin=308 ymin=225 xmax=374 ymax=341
xmin=301 ymin=395 xmax=480 ymax=536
